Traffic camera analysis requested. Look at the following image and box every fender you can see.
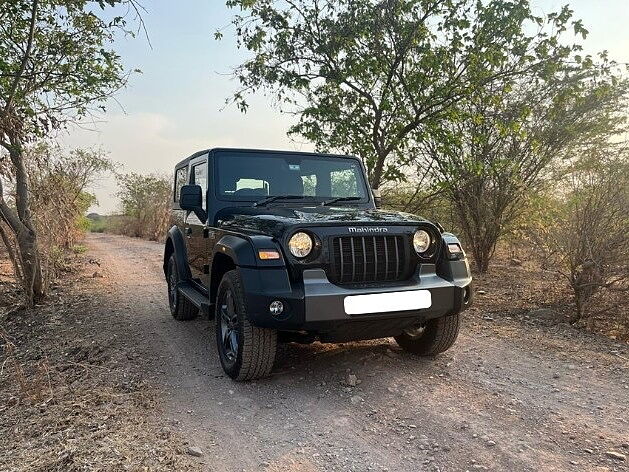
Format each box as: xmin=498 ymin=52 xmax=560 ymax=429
xmin=164 ymin=226 xmax=192 ymax=281
xmin=437 ymin=233 xmax=472 ymax=287
xmin=213 ymin=233 xmax=287 ymax=268
xmin=434 ymin=233 xmax=473 ymax=313
xmin=441 ymin=232 xmax=465 ymax=254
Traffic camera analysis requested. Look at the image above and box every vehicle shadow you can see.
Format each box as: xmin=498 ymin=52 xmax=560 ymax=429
xmin=154 ymin=310 xmax=447 ymax=387
xmin=270 ymin=336 xmax=447 ymax=384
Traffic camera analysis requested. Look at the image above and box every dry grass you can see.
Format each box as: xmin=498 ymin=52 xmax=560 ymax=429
xmin=0 ymin=257 xmax=195 ymax=472
xmin=471 ymin=244 xmax=629 ymax=341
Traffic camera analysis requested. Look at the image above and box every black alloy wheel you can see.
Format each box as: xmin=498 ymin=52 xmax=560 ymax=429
xmin=214 ymin=270 xmax=277 ymax=381
xmin=218 ymin=289 xmax=239 ymax=366
xmin=167 ymin=259 xmax=178 ymax=312
xmin=166 ymin=255 xmax=198 ymax=320
xmin=394 ymin=313 xmax=460 ymax=356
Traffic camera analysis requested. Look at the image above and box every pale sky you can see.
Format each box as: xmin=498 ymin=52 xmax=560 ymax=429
xmin=60 ymin=0 xmax=629 ymax=214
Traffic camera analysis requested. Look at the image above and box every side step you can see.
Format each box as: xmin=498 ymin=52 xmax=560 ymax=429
xmin=178 ymin=282 xmax=214 ymax=318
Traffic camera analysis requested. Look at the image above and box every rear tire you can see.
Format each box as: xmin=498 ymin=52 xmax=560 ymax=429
xmin=215 ymin=270 xmax=277 ymax=381
xmin=394 ymin=313 xmax=460 ymax=355
xmin=167 ymin=255 xmax=198 ymax=321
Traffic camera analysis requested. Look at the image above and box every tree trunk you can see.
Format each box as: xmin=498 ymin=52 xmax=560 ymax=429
xmin=15 ymin=226 xmax=44 ymax=303
xmin=369 ymin=150 xmax=388 ymax=190
xmin=453 ymin=204 xmax=491 ymax=273
xmin=0 ymin=222 xmax=22 ymax=281
xmin=571 ymin=288 xmax=584 ymax=324
xmin=451 ymin=190 xmax=501 ymax=274
xmin=469 ymin=241 xmax=491 ymax=274
xmin=0 ymin=137 xmax=46 ymax=304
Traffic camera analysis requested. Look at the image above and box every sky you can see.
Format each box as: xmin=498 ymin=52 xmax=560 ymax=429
xmin=60 ymin=0 xmax=629 ymax=214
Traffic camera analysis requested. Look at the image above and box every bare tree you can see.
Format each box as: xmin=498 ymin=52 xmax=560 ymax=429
xmin=534 ymin=152 xmax=628 ymax=323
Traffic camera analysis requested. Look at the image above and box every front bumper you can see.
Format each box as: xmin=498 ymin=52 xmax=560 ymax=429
xmin=239 ymin=259 xmax=472 ymax=340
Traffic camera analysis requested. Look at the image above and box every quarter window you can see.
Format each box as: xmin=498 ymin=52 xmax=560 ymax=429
xmin=174 ymin=167 xmax=188 ymax=202
xmin=192 ymin=163 xmax=208 ymax=210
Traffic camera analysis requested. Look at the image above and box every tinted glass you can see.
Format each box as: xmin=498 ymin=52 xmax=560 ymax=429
xmin=174 ymin=166 xmax=188 ymax=202
xmin=192 ymin=163 xmax=207 ymax=210
xmin=216 ymin=153 xmax=368 ymax=201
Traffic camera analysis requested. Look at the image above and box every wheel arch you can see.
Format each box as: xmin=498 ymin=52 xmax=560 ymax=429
xmin=210 ymin=252 xmax=237 ymax=304
xmin=214 ymin=234 xmax=257 ymax=266
xmin=164 ymin=226 xmax=192 ymax=281
xmin=210 ymin=233 xmax=288 ymax=306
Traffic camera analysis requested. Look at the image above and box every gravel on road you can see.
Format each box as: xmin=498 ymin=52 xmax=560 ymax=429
xmin=84 ymin=233 xmax=629 ymax=472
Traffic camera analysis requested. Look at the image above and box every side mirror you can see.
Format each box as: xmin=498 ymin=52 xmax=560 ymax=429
xmin=372 ymin=188 xmax=382 ymax=209
xmin=180 ymin=184 xmax=207 ymax=221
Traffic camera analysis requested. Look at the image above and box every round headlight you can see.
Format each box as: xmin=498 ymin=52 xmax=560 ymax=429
xmin=413 ymin=230 xmax=431 ymax=254
xmin=288 ymin=232 xmax=313 ymax=258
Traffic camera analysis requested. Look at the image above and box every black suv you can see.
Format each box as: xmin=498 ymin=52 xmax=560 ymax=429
xmin=164 ymin=148 xmax=472 ymax=380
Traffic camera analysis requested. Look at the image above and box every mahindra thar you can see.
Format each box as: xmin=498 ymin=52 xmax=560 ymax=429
xmin=164 ymin=148 xmax=472 ymax=380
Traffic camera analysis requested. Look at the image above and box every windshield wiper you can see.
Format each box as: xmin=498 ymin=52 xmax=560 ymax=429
xmin=321 ymin=196 xmax=362 ymax=206
xmin=253 ymin=195 xmax=307 ymax=207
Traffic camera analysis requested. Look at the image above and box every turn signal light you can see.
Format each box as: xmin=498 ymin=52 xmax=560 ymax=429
xmin=258 ymin=250 xmax=281 ymax=260
xmin=447 ymin=243 xmax=462 ymax=254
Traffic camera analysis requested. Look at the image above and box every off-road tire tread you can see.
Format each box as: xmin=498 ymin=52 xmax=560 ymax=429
xmin=394 ymin=313 xmax=460 ymax=356
xmin=219 ymin=270 xmax=277 ymax=381
xmin=168 ymin=256 xmax=198 ymax=321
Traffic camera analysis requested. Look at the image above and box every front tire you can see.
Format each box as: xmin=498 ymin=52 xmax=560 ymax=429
xmin=215 ymin=270 xmax=277 ymax=381
xmin=394 ymin=313 xmax=460 ymax=355
xmin=167 ymin=255 xmax=198 ymax=321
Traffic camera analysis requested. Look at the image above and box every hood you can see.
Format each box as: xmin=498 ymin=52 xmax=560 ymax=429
xmin=216 ymin=205 xmax=431 ymax=238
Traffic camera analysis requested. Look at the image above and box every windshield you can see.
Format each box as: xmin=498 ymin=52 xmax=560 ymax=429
xmin=215 ymin=152 xmax=369 ymax=203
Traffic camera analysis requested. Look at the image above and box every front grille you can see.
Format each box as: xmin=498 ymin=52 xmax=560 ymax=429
xmin=330 ymin=235 xmax=410 ymax=284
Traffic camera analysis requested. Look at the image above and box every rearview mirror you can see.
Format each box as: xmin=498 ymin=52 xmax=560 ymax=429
xmin=372 ymin=188 xmax=382 ymax=209
xmin=180 ymin=184 xmax=207 ymax=221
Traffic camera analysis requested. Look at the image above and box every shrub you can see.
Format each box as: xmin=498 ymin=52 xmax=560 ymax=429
xmin=114 ymin=173 xmax=172 ymax=242
xmin=533 ymin=155 xmax=628 ymax=323
xmin=1 ymin=145 xmax=113 ymax=294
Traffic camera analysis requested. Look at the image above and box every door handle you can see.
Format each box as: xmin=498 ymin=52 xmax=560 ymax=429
xmin=185 ymin=227 xmax=193 ymax=236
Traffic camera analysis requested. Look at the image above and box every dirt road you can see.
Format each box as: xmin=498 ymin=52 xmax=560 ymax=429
xmin=85 ymin=233 xmax=628 ymax=472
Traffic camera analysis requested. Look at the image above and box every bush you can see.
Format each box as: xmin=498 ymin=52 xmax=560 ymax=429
xmin=382 ymin=183 xmax=461 ymax=235
xmin=1 ymin=145 xmax=113 ymax=294
xmin=112 ymin=173 xmax=172 ymax=242
xmin=533 ymin=155 xmax=629 ymax=323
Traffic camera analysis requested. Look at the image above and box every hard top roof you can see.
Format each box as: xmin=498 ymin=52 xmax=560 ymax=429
xmin=174 ymin=147 xmax=358 ymax=169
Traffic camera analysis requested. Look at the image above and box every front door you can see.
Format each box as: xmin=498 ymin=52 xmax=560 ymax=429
xmin=184 ymin=156 xmax=209 ymax=288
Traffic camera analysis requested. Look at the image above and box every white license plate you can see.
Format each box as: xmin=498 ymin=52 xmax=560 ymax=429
xmin=343 ymin=290 xmax=432 ymax=315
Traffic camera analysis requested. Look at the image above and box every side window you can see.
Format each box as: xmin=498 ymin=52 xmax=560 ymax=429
xmin=174 ymin=166 xmax=188 ymax=202
xmin=331 ymin=169 xmax=359 ymax=197
xmin=192 ymin=163 xmax=208 ymax=210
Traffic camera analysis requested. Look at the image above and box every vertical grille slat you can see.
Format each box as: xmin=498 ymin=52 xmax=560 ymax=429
xmin=331 ymin=235 xmax=409 ymax=285
xmin=372 ymin=236 xmax=378 ymax=282
xmin=339 ymin=238 xmax=344 ymax=280
xmin=383 ymin=237 xmax=389 ymax=277
xmin=361 ymin=237 xmax=367 ymax=281
xmin=394 ymin=237 xmax=400 ymax=278
xmin=350 ymin=237 xmax=356 ymax=282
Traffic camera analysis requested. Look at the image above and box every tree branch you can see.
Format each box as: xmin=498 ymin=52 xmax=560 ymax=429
xmin=3 ymin=0 xmax=39 ymax=116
